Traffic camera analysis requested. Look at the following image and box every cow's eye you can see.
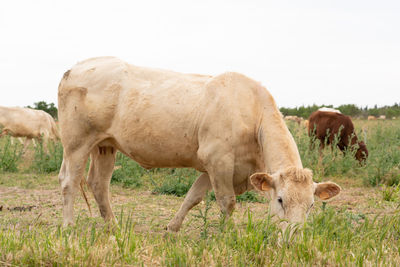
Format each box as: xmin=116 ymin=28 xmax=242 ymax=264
xmin=277 ymin=197 xmax=283 ymax=205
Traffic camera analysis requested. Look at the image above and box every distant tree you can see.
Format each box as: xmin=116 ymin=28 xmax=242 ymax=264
xmin=279 ymin=103 xmax=400 ymax=119
xmin=337 ymin=104 xmax=361 ymax=117
xmin=27 ymin=101 xmax=58 ymax=119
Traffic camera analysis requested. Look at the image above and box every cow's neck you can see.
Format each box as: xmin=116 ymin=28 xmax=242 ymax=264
xmin=259 ymin=107 xmax=303 ymax=174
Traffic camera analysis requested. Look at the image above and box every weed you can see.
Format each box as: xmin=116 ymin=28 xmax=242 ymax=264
xmin=30 ymin=140 xmax=63 ymax=173
xmin=152 ymin=168 xmax=198 ymax=196
xmin=192 ymin=192 xmax=213 ymax=238
xmin=381 ymin=184 xmax=400 ymax=202
xmin=208 ymin=190 xmax=265 ymax=203
xmin=0 ymin=136 xmax=23 ymax=172
xmin=111 ymin=153 xmax=144 ymax=188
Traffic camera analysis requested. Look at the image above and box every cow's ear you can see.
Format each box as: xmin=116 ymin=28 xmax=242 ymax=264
xmin=250 ymin=173 xmax=275 ymax=192
xmin=314 ymin=182 xmax=341 ymax=200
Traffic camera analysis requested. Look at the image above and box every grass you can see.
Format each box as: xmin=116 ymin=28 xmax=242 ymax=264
xmin=31 ymin=139 xmax=63 ymax=173
xmin=287 ymin=119 xmax=400 ymax=186
xmin=1 ymin=119 xmax=400 ymax=265
xmin=1 ymin=199 xmax=400 ymax=266
xmin=0 ymin=136 xmax=23 ymax=172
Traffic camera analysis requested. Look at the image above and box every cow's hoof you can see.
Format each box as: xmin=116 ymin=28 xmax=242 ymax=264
xmin=166 ymin=223 xmax=180 ymax=232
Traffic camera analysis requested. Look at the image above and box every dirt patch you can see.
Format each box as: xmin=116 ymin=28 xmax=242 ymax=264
xmin=3 ymin=205 xmax=36 ymax=212
xmin=0 ymin=179 xmax=395 ymax=234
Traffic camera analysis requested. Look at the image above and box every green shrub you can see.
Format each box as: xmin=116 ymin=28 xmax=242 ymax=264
xmin=31 ymin=140 xmax=63 ymax=173
xmin=111 ymin=153 xmax=145 ymax=188
xmin=0 ymin=136 xmax=23 ymax=172
xmin=208 ymin=190 xmax=265 ymax=203
xmin=287 ymin=119 xmax=400 ymax=187
xmin=152 ymin=168 xmax=198 ymax=197
xmin=236 ymin=191 xmax=265 ymax=203
xmin=364 ymin=121 xmax=400 ymax=186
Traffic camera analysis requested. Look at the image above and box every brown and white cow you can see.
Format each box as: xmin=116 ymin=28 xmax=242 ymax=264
xmin=308 ymin=110 xmax=368 ymax=163
xmin=58 ymin=57 xmax=341 ymax=231
xmin=0 ymin=106 xmax=59 ymax=148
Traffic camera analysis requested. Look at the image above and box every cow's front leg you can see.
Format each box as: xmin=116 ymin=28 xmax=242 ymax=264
xmin=167 ymin=173 xmax=211 ymax=232
xmin=206 ymin=156 xmax=236 ymax=219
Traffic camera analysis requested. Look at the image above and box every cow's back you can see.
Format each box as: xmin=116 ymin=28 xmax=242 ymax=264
xmin=58 ymin=57 xmax=215 ymax=168
xmin=58 ymin=57 xmax=269 ymax=171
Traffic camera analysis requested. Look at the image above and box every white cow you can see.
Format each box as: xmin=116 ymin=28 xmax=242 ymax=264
xmin=0 ymin=106 xmax=59 ymax=148
xmin=318 ymin=107 xmax=341 ymax=114
xmin=58 ymin=57 xmax=341 ymax=231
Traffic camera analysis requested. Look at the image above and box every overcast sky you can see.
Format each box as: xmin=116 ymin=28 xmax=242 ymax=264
xmin=1 ymin=0 xmax=399 ymax=108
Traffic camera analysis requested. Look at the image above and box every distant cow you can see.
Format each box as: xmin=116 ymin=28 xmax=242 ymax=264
xmin=0 ymin=106 xmax=59 ymax=147
xmin=379 ymin=115 xmax=386 ymax=120
xmin=302 ymin=119 xmax=309 ymax=129
xmin=284 ymin=115 xmax=303 ymax=125
xmin=308 ymin=111 xmax=368 ymax=163
xmin=367 ymin=116 xmax=376 ymax=121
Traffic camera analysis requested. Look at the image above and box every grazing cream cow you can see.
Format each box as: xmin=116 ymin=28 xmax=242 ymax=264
xmin=284 ymin=115 xmax=303 ymax=125
xmin=0 ymin=106 xmax=59 ymax=147
xmin=58 ymin=57 xmax=341 ymax=231
xmin=367 ymin=116 xmax=376 ymax=121
xmin=302 ymin=119 xmax=309 ymax=129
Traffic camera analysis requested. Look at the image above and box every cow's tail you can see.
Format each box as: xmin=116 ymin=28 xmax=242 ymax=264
xmin=51 ymin=119 xmax=61 ymax=140
xmin=80 ymin=177 xmax=92 ymax=216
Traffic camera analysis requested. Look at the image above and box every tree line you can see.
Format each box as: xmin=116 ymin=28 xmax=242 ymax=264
xmin=279 ymin=103 xmax=400 ymax=119
xmin=26 ymin=101 xmax=400 ymax=120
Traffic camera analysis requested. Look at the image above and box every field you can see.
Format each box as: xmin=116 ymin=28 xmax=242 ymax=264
xmin=1 ymin=119 xmax=400 ymax=266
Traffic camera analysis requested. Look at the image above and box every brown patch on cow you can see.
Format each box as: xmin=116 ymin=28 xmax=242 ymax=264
xmin=63 ymin=70 xmax=71 ymax=80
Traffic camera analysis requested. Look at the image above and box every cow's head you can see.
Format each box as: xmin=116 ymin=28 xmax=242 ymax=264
xmin=355 ymin=141 xmax=368 ymax=163
xmin=250 ymin=167 xmax=340 ymax=231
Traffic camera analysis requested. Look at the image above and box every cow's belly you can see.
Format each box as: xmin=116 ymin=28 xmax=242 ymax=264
xmin=109 ymin=126 xmax=202 ymax=170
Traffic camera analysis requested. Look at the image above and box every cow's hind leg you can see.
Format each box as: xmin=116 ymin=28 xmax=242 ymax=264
xmin=87 ymin=146 xmax=117 ymax=223
xmin=59 ymin=148 xmax=90 ymax=226
xmin=167 ymin=173 xmax=211 ymax=232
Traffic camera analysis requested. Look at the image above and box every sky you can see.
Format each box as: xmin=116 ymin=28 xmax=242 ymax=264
xmin=0 ymin=0 xmax=399 ymax=108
